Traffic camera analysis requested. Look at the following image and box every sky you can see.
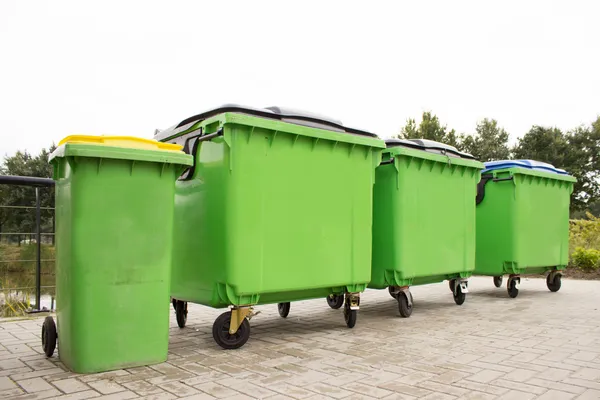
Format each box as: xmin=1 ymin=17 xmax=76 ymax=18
xmin=0 ymin=0 xmax=599 ymax=157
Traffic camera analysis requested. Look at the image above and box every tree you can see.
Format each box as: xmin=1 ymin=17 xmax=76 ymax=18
xmin=399 ymin=112 xmax=462 ymax=149
xmin=461 ymin=119 xmax=511 ymax=161
xmin=513 ymin=124 xmax=599 ymax=212
xmin=565 ymin=119 xmax=600 ymax=213
xmin=513 ymin=126 xmax=570 ymax=167
xmin=0 ymin=145 xmax=56 ymax=242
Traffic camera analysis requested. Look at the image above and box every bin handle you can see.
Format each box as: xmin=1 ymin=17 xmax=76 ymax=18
xmin=379 ymin=157 xmax=394 ymax=166
xmin=476 ymin=174 xmax=514 ymax=205
xmin=178 ymin=128 xmax=224 ymax=181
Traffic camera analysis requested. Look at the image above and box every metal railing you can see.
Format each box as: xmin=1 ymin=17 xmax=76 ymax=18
xmin=0 ymin=175 xmax=55 ymax=315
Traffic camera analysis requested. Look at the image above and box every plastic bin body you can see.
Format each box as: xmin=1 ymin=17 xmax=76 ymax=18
xmin=370 ymin=141 xmax=484 ymax=288
xmin=51 ymin=136 xmax=192 ymax=373
xmin=475 ymin=161 xmax=576 ymax=276
xmin=158 ymin=108 xmax=384 ymax=307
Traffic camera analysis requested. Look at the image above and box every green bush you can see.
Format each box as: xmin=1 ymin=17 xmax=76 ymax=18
xmin=570 ymin=247 xmax=600 ymax=271
xmin=569 ymin=213 xmax=600 ymax=271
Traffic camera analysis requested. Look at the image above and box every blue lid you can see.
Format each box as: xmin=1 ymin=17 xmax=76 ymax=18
xmin=482 ymin=159 xmax=569 ymax=175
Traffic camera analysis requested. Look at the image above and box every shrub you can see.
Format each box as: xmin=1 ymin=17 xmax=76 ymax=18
xmin=569 ymin=213 xmax=600 ymax=271
xmin=570 ymin=247 xmax=600 ymax=271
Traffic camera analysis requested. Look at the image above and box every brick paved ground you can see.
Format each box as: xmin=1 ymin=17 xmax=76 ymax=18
xmin=1 ymin=276 xmax=600 ymax=399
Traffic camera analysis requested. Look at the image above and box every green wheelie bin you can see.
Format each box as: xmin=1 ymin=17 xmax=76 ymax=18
xmin=475 ymin=160 xmax=576 ymax=298
xmin=43 ymin=135 xmax=192 ymax=373
xmin=154 ymin=105 xmax=385 ymax=349
xmin=371 ymin=139 xmax=484 ymax=317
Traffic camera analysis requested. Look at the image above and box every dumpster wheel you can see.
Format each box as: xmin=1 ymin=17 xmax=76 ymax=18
xmin=397 ymin=289 xmax=413 ymax=318
xmin=277 ymin=302 xmax=290 ymax=318
xmin=213 ymin=311 xmax=250 ymax=349
xmin=344 ymin=293 xmax=360 ymax=328
xmin=547 ymin=273 xmax=562 ymax=292
xmin=448 ymin=280 xmax=454 ymax=292
xmin=507 ymin=276 xmax=520 ymax=298
xmin=388 ymin=286 xmax=398 ymax=299
xmin=42 ymin=316 xmax=57 ymax=358
xmin=453 ymin=284 xmax=466 ymax=305
xmin=175 ymin=300 xmax=187 ymax=328
xmin=343 ymin=303 xmax=357 ymax=328
xmin=326 ymin=294 xmax=344 ymax=309
xmin=493 ymin=276 xmax=503 ymax=288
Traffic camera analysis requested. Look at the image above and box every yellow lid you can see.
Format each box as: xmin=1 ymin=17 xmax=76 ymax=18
xmin=58 ymin=135 xmax=183 ymax=152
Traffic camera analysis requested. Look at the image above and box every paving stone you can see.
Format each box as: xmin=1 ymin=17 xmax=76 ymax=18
xmin=55 ymin=390 xmax=102 ymax=400
xmin=465 ymin=369 xmax=505 ymax=384
xmin=193 ymin=382 xmax=238 ymax=398
xmin=87 ymin=380 xmax=127 ymax=395
xmin=17 ymin=377 xmax=54 ymax=393
xmin=577 ymin=389 xmax=600 ymax=399
xmin=0 ymin=376 xmax=17 ymax=390
xmin=535 ymin=390 xmax=577 ymax=400
xmin=52 ymin=378 xmax=91 ymax=394
xmin=496 ymin=390 xmax=537 ymax=400
xmin=158 ymin=381 xmax=200 ymax=397
xmin=7 ymin=388 xmax=62 ymax=399
xmin=570 ymin=368 xmax=600 ymax=381
xmin=0 ymin=387 xmax=25 ymax=397
xmin=526 ymin=378 xmax=587 ymax=395
xmin=1 ymin=277 xmax=600 ymax=400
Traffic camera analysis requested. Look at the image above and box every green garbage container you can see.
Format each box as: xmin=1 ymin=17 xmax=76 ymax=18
xmin=371 ymin=139 xmax=484 ymax=317
xmin=43 ymin=135 xmax=192 ymax=373
xmin=475 ymin=160 xmax=576 ymax=298
xmin=154 ymin=105 xmax=385 ymax=348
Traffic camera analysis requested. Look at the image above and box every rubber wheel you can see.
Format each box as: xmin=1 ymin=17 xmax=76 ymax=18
xmin=507 ymin=279 xmax=519 ymax=298
xmin=388 ymin=286 xmax=398 ymax=299
xmin=172 ymin=298 xmax=177 ymax=311
xmin=343 ymin=303 xmax=357 ymax=328
xmin=277 ymin=302 xmax=290 ymax=318
xmin=326 ymin=295 xmax=344 ymax=309
xmin=547 ymin=274 xmax=561 ymax=292
xmin=212 ymin=311 xmax=251 ymax=350
xmin=41 ymin=316 xmax=57 ymax=357
xmin=453 ymin=284 xmax=466 ymax=305
xmin=493 ymin=276 xmax=503 ymax=288
xmin=398 ymin=291 xmax=413 ymax=318
xmin=448 ymin=280 xmax=455 ymax=292
xmin=175 ymin=300 xmax=187 ymax=328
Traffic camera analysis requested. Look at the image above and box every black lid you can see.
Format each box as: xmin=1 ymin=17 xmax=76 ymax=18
xmin=385 ymin=138 xmax=475 ymax=159
xmin=154 ymin=104 xmax=377 ymax=141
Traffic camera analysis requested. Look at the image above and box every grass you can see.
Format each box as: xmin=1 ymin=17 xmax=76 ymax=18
xmin=0 ymin=244 xmax=55 ymax=274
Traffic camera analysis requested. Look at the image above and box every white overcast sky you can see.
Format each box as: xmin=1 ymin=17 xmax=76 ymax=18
xmin=0 ymin=0 xmax=599 ymax=157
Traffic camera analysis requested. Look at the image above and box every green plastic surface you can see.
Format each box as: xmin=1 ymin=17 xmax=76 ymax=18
xmin=51 ymin=143 xmax=191 ymax=373
xmin=166 ymin=112 xmax=385 ymax=307
xmin=371 ymin=146 xmax=484 ymax=288
xmin=474 ymin=167 xmax=576 ymax=276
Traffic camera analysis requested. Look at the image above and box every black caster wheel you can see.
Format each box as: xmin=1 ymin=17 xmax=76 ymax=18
xmin=41 ymin=316 xmax=57 ymax=357
xmin=507 ymin=279 xmax=519 ymax=298
xmin=175 ymin=300 xmax=188 ymax=328
xmin=172 ymin=298 xmax=177 ymax=311
xmin=547 ymin=274 xmax=561 ymax=292
xmin=326 ymin=295 xmax=344 ymax=309
xmin=343 ymin=303 xmax=357 ymax=328
xmin=277 ymin=302 xmax=290 ymax=318
xmin=388 ymin=286 xmax=398 ymax=299
xmin=448 ymin=280 xmax=456 ymax=292
xmin=453 ymin=284 xmax=466 ymax=305
xmin=212 ymin=311 xmax=251 ymax=349
xmin=398 ymin=291 xmax=413 ymax=318
xmin=493 ymin=276 xmax=503 ymax=288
